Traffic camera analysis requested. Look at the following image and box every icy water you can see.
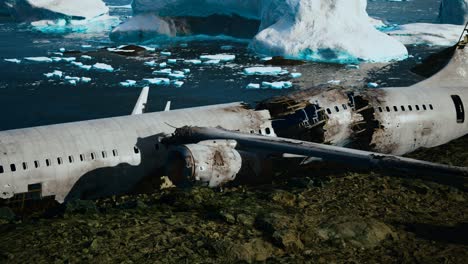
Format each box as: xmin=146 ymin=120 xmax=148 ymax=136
xmin=0 ymin=0 xmax=445 ymax=131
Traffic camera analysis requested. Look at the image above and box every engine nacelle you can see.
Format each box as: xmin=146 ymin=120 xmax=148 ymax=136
xmin=167 ymin=140 xmax=243 ymax=187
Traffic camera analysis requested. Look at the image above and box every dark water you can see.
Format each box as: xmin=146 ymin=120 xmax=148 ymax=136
xmin=0 ymin=0 xmax=444 ymax=131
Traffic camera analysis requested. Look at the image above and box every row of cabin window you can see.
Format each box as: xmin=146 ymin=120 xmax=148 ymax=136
xmin=326 ymin=104 xmax=349 ymax=114
xmin=377 ymin=104 xmax=434 ymax=113
xmin=0 ymin=146 xmax=143 ymax=174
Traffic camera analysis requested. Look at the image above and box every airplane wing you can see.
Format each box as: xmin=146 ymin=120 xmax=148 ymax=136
xmin=131 ymin=86 xmax=149 ymax=115
xmin=164 ymin=126 xmax=468 ymax=187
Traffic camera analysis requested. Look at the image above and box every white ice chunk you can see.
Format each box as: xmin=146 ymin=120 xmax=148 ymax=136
xmin=120 ymin=80 xmax=137 ymax=87
xmin=92 ymin=63 xmax=114 ymax=72
xmin=62 ymin=57 xmax=76 ymax=62
xmin=167 ymin=59 xmax=177 ymax=64
xmin=141 ymin=45 xmax=157 ymax=51
xmin=144 ymin=78 xmax=170 ymax=85
xmin=81 ymin=55 xmax=92 ymax=60
xmin=80 ymin=77 xmax=92 ymax=83
xmin=203 ymin=60 xmax=221 ymax=65
xmin=182 ymin=68 xmax=191 ymax=74
xmin=200 ymin=54 xmax=235 ymax=62
xmin=172 ymin=81 xmax=184 ymax=87
xmin=173 ymin=71 xmax=184 ymax=75
xmin=290 ymin=72 xmax=302 ymax=78
xmin=31 ymin=15 xmax=120 ymax=34
xmin=44 ymin=70 xmax=63 ymax=79
xmin=59 ymin=48 xmax=66 ymax=52
xmin=185 ymin=59 xmax=202 ymax=65
xmin=367 ymin=82 xmax=379 ymax=88
xmin=243 ymin=67 xmax=288 ymax=76
xmin=144 ymin=60 xmax=157 ymax=67
xmin=346 ymin=64 xmax=360 ymax=69
xmin=67 ymin=79 xmax=77 ymax=85
xmin=161 ymin=51 xmax=171 ymax=56
xmin=260 ymin=57 xmax=273 ymax=61
xmin=153 ymin=68 xmax=172 ymax=75
xmin=24 ymin=56 xmax=52 ymax=63
xmin=81 ymin=45 xmax=92 ymax=48
xmin=261 ymin=81 xmax=293 ymax=89
xmin=109 ymin=13 xmax=176 ymax=42
xmin=4 ymin=59 xmax=21 ymax=64
xmin=65 ymin=76 xmax=81 ymax=81
xmin=159 ymin=62 xmax=167 ymax=68
xmin=168 ymin=73 xmax=185 ymax=79
xmin=246 ymin=83 xmax=260 ymax=89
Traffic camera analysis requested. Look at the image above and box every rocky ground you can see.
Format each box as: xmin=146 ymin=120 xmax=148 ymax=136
xmin=0 ymin=136 xmax=467 ymax=263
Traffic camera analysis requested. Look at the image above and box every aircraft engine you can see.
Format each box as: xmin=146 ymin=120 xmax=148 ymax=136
xmin=166 ymin=140 xmax=243 ymax=187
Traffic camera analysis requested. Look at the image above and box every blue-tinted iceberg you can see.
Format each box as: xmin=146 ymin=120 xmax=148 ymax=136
xmin=113 ymin=0 xmax=408 ymax=63
xmin=439 ymin=0 xmax=468 ymax=25
xmin=386 ymin=23 xmax=465 ymax=46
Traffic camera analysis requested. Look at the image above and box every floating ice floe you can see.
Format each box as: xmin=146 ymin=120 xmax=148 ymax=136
xmin=44 ymin=70 xmax=63 ymax=79
xmin=367 ymin=82 xmax=379 ymax=88
xmin=346 ymin=64 xmax=360 ymax=69
xmin=243 ymin=67 xmax=288 ymax=76
xmin=172 ymin=81 xmax=184 ymax=87
xmin=327 ymin=80 xmax=341 ymax=85
xmin=182 ymin=68 xmax=191 ymax=74
xmin=386 ymin=23 xmax=465 ymax=46
xmin=144 ymin=60 xmax=157 ymax=67
xmin=168 ymin=73 xmax=185 ymax=79
xmin=67 ymin=80 xmax=77 ymax=85
xmin=141 ymin=45 xmax=157 ymax=52
xmin=246 ymin=83 xmax=260 ymax=89
xmin=159 ymin=62 xmax=168 ymax=68
xmin=24 ymin=57 xmax=53 ymax=63
xmin=261 ymin=81 xmax=293 ymax=89
xmin=4 ymin=59 xmax=21 ymax=64
xmin=59 ymin=48 xmax=66 ymax=52
xmin=144 ymin=78 xmax=170 ymax=85
xmin=153 ymin=68 xmax=172 ymax=75
xmin=71 ymin=61 xmax=92 ymax=70
xmin=260 ymin=57 xmax=273 ymax=61
xmin=51 ymin=57 xmax=76 ymax=62
xmin=80 ymin=77 xmax=92 ymax=83
xmin=120 ymin=80 xmax=137 ymax=87
xmin=81 ymin=55 xmax=92 ymax=60
xmin=200 ymin=54 xmax=235 ymax=62
xmin=31 ymin=15 xmax=121 ymax=34
xmin=185 ymin=59 xmax=202 ymax=65
xmin=203 ymin=60 xmax=221 ymax=65
xmin=92 ymin=63 xmax=114 ymax=72
xmin=161 ymin=51 xmax=171 ymax=56
xmin=167 ymin=59 xmax=177 ymax=64
xmin=81 ymin=45 xmax=92 ymax=48
xmin=290 ymin=72 xmax=302 ymax=78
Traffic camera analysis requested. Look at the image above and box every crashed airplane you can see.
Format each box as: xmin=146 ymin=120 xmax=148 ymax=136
xmin=1 ymin=27 xmax=468 ymax=204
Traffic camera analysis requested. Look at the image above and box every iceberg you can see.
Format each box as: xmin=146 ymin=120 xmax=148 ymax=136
xmin=119 ymin=0 xmax=408 ymax=63
xmin=386 ymin=23 xmax=466 ymax=46
xmin=261 ymin=81 xmax=293 ymax=89
xmin=24 ymin=56 xmax=52 ymax=62
xmin=243 ymin=66 xmax=288 ymax=76
xmin=144 ymin=78 xmax=170 ymax=85
xmin=199 ymin=54 xmax=235 ymax=62
xmin=120 ymin=80 xmax=137 ymax=87
xmin=4 ymin=0 xmax=109 ymax=20
xmin=439 ymin=0 xmax=468 ymax=25
xmin=4 ymin=58 xmax=21 ymax=64
xmin=31 ymin=14 xmax=120 ymax=34
xmin=92 ymin=63 xmax=114 ymax=72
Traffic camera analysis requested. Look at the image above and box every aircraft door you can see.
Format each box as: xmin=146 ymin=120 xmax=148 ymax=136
xmin=451 ymin=95 xmax=465 ymax=123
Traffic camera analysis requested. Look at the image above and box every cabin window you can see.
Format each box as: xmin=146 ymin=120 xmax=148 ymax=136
xmin=68 ymin=156 xmax=74 ymax=163
xmin=386 ymin=106 xmax=391 ymax=112
xmin=22 ymin=162 xmax=28 ymax=170
xmin=378 ymin=107 xmax=383 ymax=112
xmin=342 ymin=104 xmax=347 ymax=110
xmin=451 ymin=95 xmax=465 ymax=123
xmin=91 ymin=153 xmax=96 ymax=160
xmin=422 ymin=104 xmax=427 ymax=110
xmin=134 ymin=147 xmax=140 ymax=154
xmin=259 ymin=129 xmax=262 ymax=134
xmin=10 ymin=164 xmax=16 ymax=172
xmin=102 ymin=151 xmax=107 ymax=159
xmin=415 ymin=105 xmax=420 ymax=111
xmin=393 ymin=106 xmax=398 ymax=112
xmin=80 ymin=154 xmax=85 ymax=162
xmin=401 ymin=106 xmax=405 ymax=111
xmin=334 ymin=106 xmax=340 ymax=112
xmin=0 ymin=165 xmax=4 ymax=173
xmin=34 ymin=160 xmax=40 ymax=168
xmin=112 ymin=149 xmax=118 ymax=157
xmin=57 ymin=157 xmax=63 ymax=165
xmin=266 ymin=127 xmax=271 ymax=135
xmin=408 ymin=105 xmax=413 ymax=111
xmin=46 ymin=159 xmax=51 ymax=167
xmin=429 ymin=104 xmax=434 ymax=110
xmin=326 ymin=108 xmax=332 ymax=114
xmin=250 ymin=130 xmax=254 ymax=134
